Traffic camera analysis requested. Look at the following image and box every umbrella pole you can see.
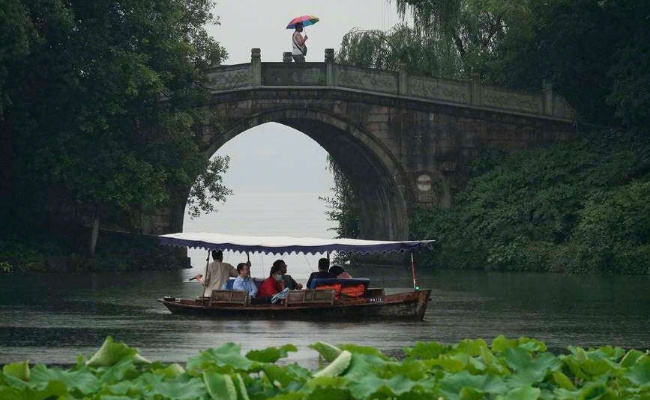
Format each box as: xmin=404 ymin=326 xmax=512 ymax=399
xmin=410 ymin=252 xmax=420 ymax=291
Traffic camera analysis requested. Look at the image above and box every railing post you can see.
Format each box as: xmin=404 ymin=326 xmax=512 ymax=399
xmin=251 ymin=48 xmax=262 ymax=87
xmin=470 ymin=72 xmax=482 ymax=106
xmin=325 ymin=48 xmax=335 ymax=86
xmin=399 ymin=63 xmax=409 ymax=96
xmin=543 ymin=80 xmax=554 ymax=116
xmin=282 ymin=52 xmax=292 ymax=63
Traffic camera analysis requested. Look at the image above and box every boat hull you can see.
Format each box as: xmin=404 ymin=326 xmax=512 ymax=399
xmin=159 ymin=289 xmax=431 ymax=321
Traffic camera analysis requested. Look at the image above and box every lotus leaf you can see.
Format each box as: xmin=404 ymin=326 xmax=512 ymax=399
xmin=620 ymin=350 xmax=645 ymax=368
xmin=309 ymin=342 xmax=342 ymax=362
xmin=492 ymin=336 xmax=520 ymax=353
xmin=187 ymin=343 xmax=254 ymax=373
xmin=455 ymin=339 xmax=489 ymax=357
xmin=0 ymin=380 xmax=67 ymax=400
xmin=30 ymin=364 xmax=100 ymax=395
xmin=499 ymin=385 xmax=541 ymax=400
xmin=85 ymin=336 xmax=150 ymax=367
xmin=203 ymin=371 xmax=237 ymax=400
xmin=404 ymin=341 xmax=449 ymax=359
xmin=263 ymin=364 xmax=308 ymax=391
xmin=2 ymin=361 xmax=29 ymax=381
xmin=439 ymin=371 xmax=509 ymax=400
xmin=246 ymin=344 xmax=298 ymax=363
xmin=625 ymin=356 xmax=650 ymax=388
xmin=338 ymin=344 xmax=391 ymax=360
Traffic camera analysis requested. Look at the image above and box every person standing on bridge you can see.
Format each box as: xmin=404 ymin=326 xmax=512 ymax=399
xmin=291 ymin=22 xmax=308 ymax=62
xmin=287 ymin=15 xmax=318 ymax=62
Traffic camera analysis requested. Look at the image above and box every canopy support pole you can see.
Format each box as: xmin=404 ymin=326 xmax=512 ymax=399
xmin=410 ymin=252 xmax=419 ymax=290
xmin=201 ymin=250 xmax=210 ymax=298
xmin=326 ymin=252 xmax=330 ymax=262
xmin=246 ymin=251 xmax=250 ymax=264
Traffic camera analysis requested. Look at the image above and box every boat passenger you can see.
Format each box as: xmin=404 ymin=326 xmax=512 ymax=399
xmin=329 ymin=265 xmax=353 ymax=279
xmin=306 ymin=258 xmax=333 ymax=288
xmin=257 ymin=263 xmax=285 ymax=298
xmin=193 ymin=250 xmax=238 ymax=297
xmin=232 ymin=262 xmax=258 ymax=298
xmin=277 ymin=259 xmax=303 ymax=290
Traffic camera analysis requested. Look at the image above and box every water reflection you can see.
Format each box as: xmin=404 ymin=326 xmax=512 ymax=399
xmin=0 ymin=269 xmax=648 ymax=365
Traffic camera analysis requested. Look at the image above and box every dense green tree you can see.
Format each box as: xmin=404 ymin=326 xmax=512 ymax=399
xmin=0 ymin=0 xmax=37 ymax=114
xmin=484 ymin=0 xmax=650 ymax=126
xmin=410 ymin=129 xmax=650 ymax=274
xmin=1 ymin=0 xmax=231 ymax=255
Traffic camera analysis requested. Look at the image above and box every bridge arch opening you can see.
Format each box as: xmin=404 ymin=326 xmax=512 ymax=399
xmin=184 ymin=109 xmax=410 ymax=244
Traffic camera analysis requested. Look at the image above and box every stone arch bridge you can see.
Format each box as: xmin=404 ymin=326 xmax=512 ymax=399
xmin=153 ymin=48 xmax=576 ymax=241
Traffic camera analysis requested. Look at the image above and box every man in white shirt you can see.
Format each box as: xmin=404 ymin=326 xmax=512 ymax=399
xmin=194 ymin=250 xmax=237 ymax=297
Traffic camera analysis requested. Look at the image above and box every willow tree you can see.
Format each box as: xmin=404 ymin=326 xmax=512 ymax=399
xmin=392 ymin=0 xmax=531 ymax=75
xmin=320 ymin=156 xmax=360 ymax=239
xmin=338 ymin=0 xmax=531 ymax=77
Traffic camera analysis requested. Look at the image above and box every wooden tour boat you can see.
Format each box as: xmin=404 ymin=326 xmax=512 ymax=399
xmin=157 ymin=233 xmax=435 ymax=321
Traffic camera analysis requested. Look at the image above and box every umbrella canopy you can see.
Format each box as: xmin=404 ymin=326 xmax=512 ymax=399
xmin=286 ymin=15 xmax=319 ymax=29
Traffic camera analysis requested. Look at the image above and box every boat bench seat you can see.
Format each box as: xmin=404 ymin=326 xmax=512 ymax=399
xmin=210 ymin=290 xmax=249 ymax=305
xmin=285 ymin=289 xmax=336 ymax=307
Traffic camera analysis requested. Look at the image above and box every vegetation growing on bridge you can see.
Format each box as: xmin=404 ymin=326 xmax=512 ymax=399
xmin=331 ymin=0 xmax=650 ymax=274
xmin=2 ymin=336 xmax=648 ymax=399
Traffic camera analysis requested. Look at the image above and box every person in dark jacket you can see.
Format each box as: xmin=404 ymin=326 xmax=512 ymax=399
xmin=329 ymin=265 xmax=352 ymax=279
xmin=306 ymin=258 xmax=333 ymax=289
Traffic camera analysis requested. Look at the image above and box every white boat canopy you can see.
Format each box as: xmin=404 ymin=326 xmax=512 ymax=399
xmin=158 ymin=232 xmax=435 ymax=256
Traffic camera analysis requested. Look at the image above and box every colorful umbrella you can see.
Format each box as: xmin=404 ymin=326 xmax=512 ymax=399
xmin=286 ymin=15 xmax=319 ymax=29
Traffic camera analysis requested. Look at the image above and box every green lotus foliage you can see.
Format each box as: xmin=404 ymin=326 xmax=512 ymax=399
xmin=0 ymin=337 xmax=648 ymax=400
xmin=246 ymin=345 xmax=298 ymax=363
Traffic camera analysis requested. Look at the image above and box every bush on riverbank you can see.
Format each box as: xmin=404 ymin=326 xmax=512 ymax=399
xmin=411 ymin=128 xmax=650 ymax=274
xmin=1 ymin=336 xmax=648 ymax=399
xmin=0 ymin=230 xmax=189 ymax=273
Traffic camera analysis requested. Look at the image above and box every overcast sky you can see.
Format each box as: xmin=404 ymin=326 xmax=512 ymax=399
xmin=208 ymin=0 xmax=403 ymax=65
xmin=184 ymin=1 xmax=406 ymax=242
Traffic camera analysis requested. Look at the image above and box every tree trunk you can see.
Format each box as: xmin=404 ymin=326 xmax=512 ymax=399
xmin=88 ymin=208 xmax=100 ymax=257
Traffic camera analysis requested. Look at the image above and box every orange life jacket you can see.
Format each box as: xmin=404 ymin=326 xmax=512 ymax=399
xmin=340 ymin=284 xmax=365 ymax=298
xmin=315 ymin=283 xmax=342 ymax=299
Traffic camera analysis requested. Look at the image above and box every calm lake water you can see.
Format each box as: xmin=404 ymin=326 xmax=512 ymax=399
xmin=1 ymin=268 xmax=649 ymax=366
xmin=1 ymin=192 xmax=649 ymax=365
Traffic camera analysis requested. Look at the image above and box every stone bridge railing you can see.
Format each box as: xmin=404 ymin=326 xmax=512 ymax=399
xmin=205 ymin=48 xmax=575 ymax=122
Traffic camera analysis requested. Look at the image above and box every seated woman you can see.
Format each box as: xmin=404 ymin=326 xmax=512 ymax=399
xmin=257 ymin=263 xmax=285 ymax=298
xmin=232 ymin=262 xmax=257 ymax=298
xmin=329 ymin=265 xmax=352 ymax=279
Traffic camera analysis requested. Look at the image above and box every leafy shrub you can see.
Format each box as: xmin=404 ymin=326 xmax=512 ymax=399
xmin=411 ymin=129 xmax=650 ymax=273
